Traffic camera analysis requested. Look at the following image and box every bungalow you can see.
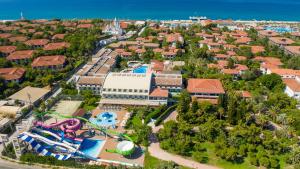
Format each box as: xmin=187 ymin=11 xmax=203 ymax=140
xmin=258 ymin=30 xmax=279 ymax=38
xmin=8 ymin=36 xmax=28 ymax=43
xmin=187 ymin=79 xmax=225 ymax=104
xmin=0 ymin=33 xmax=12 ymax=39
xmin=269 ymin=37 xmax=295 ymax=47
xmin=250 ymin=46 xmax=265 ymax=54
xmin=0 ymin=67 xmax=26 ymax=83
xmin=283 ymin=76 xmax=300 ymax=101
xmin=0 ymin=46 xmax=16 ymax=57
xmin=235 ymin=37 xmax=251 ymax=45
xmin=7 ymin=50 xmax=34 ymax=63
xmin=43 ymin=42 xmax=71 ymax=51
xmin=25 ymin=39 xmax=49 ymax=49
xmin=284 ymin=46 xmax=300 ymax=56
xmin=214 ymin=54 xmax=230 ymax=61
xmin=267 ymin=68 xmax=300 ymax=79
xmin=31 ymin=55 xmax=66 ymax=70
xmin=52 ymin=34 xmax=66 ymax=40
xmin=162 ymin=51 xmax=177 ymax=59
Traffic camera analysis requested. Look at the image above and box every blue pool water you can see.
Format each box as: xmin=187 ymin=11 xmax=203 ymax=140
xmin=133 ymin=66 xmax=148 ymax=74
xmin=264 ymin=26 xmax=296 ymax=33
xmin=79 ymin=139 xmax=104 ymax=158
xmin=89 ymin=112 xmax=117 ymax=128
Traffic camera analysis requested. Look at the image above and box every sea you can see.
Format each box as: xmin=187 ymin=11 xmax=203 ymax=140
xmin=0 ymin=0 xmax=300 ymax=21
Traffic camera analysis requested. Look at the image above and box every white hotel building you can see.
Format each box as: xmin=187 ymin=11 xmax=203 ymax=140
xmin=99 ymin=73 xmax=170 ymax=107
xmin=283 ymin=76 xmax=300 ymax=101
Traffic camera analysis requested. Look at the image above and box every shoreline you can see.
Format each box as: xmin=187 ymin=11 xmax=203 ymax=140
xmin=1 ymin=18 xmax=300 ymax=24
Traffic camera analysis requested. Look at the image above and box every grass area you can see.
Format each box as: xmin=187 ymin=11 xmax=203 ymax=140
xmin=144 ymin=151 xmax=192 ymax=169
xmin=201 ymin=142 xmax=256 ymax=169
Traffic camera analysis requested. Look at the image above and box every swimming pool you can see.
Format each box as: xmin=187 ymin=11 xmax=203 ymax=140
xmin=133 ymin=66 xmax=148 ymax=73
xmin=79 ymin=139 xmax=105 ymax=158
xmin=264 ymin=26 xmax=296 ymax=33
xmin=89 ymin=112 xmax=117 ymax=128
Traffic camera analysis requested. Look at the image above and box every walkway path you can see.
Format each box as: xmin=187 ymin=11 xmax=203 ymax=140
xmin=148 ymin=110 xmax=220 ymax=169
xmin=148 ymin=134 xmax=220 ymax=169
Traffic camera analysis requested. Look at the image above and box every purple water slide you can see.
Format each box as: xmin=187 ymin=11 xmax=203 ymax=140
xmin=34 ymin=119 xmax=81 ymax=133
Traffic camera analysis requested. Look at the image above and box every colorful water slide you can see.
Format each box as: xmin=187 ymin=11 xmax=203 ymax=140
xmin=31 ymin=128 xmax=80 ymax=148
xmin=19 ymin=131 xmax=98 ymax=161
xmin=47 ymin=111 xmax=133 ymax=142
xmin=34 ymin=118 xmax=81 ymax=133
xmin=18 ymin=132 xmax=75 ymax=160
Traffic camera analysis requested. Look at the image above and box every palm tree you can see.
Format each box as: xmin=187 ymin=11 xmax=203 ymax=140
xmin=269 ymin=106 xmax=279 ymax=122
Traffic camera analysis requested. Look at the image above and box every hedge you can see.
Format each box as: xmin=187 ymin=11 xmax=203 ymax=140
xmin=154 ymin=105 xmax=177 ymax=126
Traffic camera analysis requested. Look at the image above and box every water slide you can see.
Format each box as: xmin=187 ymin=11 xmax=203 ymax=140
xmin=44 ymin=111 xmax=136 ymax=156
xmin=31 ymin=128 xmax=80 ymax=148
xmin=19 ymin=131 xmax=98 ymax=161
xmin=34 ymin=118 xmax=81 ymax=133
xmin=47 ymin=111 xmax=133 ymax=142
xmin=18 ymin=133 xmax=73 ymax=160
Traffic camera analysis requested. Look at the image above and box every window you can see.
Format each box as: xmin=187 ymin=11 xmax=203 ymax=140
xmin=129 ymin=89 xmax=133 ymax=92
xmin=113 ymin=89 xmax=116 ymax=92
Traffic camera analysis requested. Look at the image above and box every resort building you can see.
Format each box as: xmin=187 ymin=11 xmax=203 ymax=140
xmin=7 ymin=50 xmax=34 ymax=63
xmin=269 ymin=37 xmax=295 ymax=47
xmin=0 ymin=46 xmax=17 ymax=57
xmin=43 ymin=42 xmax=70 ymax=51
xmin=0 ymin=67 xmax=26 ymax=83
xmin=76 ymin=76 xmax=105 ymax=95
xmin=187 ymin=78 xmax=225 ymax=104
xmin=31 ymin=55 xmax=66 ymax=70
xmin=8 ymin=86 xmax=50 ymax=106
xmin=25 ymin=39 xmax=49 ymax=49
xmin=153 ymin=72 xmax=183 ymax=94
xmin=284 ymin=46 xmax=300 ymax=56
xmin=283 ymin=76 xmax=300 ymax=101
xmin=266 ymin=68 xmax=300 ymax=79
xmin=258 ymin=30 xmax=279 ymax=38
xmin=100 ymin=73 xmax=168 ymax=108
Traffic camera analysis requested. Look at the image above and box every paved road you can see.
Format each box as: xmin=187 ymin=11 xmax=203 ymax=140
xmin=0 ymin=159 xmax=44 ymax=169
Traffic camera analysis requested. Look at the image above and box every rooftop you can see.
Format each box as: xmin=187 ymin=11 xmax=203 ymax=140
xmin=31 ymin=55 xmax=66 ymax=67
xmin=0 ymin=67 xmax=26 ymax=81
xmin=7 ymin=50 xmax=34 ymax=60
xmin=187 ymin=79 xmax=225 ymax=94
xmin=8 ymin=86 xmax=50 ymax=104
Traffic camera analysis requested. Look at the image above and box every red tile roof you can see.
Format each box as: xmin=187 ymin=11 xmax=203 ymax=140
xmin=77 ymin=24 xmax=93 ymax=28
xmin=150 ymin=88 xmax=169 ymax=98
xmin=284 ymin=46 xmax=300 ymax=55
xmin=0 ymin=46 xmax=17 ymax=54
xmin=52 ymin=34 xmax=66 ymax=40
xmin=187 ymin=79 xmax=225 ymax=94
xmin=0 ymin=67 xmax=26 ymax=81
xmin=31 ymin=55 xmax=66 ymax=67
xmin=251 ymin=46 xmax=265 ymax=54
xmin=0 ymin=33 xmax=12 ymax=39
xmin=283 ymin=78 xmax=300 ymax=92
xmin=237 ymin=91 xmax=252 ymax=98
xmin=269 ymin=37 xmax=295 ymax=45
xmin=8 ymin=36 xmax=28 ymax=42
xmin=7 ymin=50 xmax=34 ymax=61
xmin=25 ymin=39 xmax=49 ymax=46
xmin=43 ymin=42 xmax=70 ymax=50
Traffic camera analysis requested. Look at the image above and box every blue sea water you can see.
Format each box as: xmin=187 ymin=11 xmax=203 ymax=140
xmin=0 ymin=0 xmax=300 ymax=21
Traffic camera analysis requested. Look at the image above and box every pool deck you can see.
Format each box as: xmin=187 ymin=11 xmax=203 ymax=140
xmin=75 ymin=109 xmax=144 ymax=166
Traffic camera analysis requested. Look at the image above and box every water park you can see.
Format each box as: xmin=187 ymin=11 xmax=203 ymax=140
xmin=13 ymin=108 xmax=144 ymax=167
